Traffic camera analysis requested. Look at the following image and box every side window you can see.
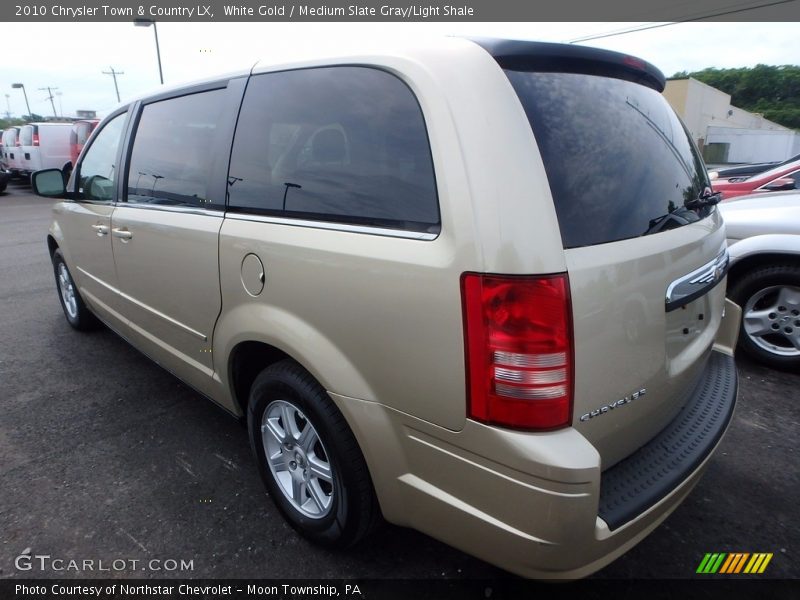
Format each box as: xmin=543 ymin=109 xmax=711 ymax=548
xmin=126 ymin=89 xmax=225 ymax=208
xmin=77 ymin=112 xmax=127 ymax=202
xmin=228 ymin=67 xmax=439 ymax=233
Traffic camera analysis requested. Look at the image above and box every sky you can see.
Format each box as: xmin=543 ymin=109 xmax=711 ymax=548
xmin=2 ymin=21 xmax=799 ymax=119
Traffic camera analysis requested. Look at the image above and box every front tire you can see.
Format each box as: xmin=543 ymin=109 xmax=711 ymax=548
xmin=729 ymin=264 xmax=800 ymax=370
xmin=247 ymin=360 xmax=380 ymax=547
xmin=52 ymin=249 xmax=99 ymax=331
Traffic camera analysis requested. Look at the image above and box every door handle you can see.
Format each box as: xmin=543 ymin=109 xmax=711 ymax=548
xmin=112 ymin=228 xmax=133 ymax=241
xmin=91 ymin=224 xmax=109 ymax=236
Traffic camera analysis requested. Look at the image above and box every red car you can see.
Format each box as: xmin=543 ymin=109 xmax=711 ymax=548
xmin=713 ymin=157 xmax=800 ymax=200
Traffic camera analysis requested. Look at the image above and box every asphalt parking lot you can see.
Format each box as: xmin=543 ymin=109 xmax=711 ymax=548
xmin=0 ymin=179 xmax=797 ymax=581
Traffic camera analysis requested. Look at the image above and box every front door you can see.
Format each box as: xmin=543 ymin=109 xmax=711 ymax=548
xmin=58 ymin=111 xmax=128 ymax=327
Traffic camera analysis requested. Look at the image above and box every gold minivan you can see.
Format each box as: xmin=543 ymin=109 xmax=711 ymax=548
xmin=33 ymin=37 xmax=740 ymax=578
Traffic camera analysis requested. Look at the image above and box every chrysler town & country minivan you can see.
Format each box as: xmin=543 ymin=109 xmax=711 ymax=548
xmin=33 ymin=37 xmax=740 ymax=578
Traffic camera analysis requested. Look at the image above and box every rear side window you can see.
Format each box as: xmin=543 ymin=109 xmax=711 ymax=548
xmin=228 ymin=66 xmax=439 ymax=233
xmin=126 ymin=88 xmax=225 ymax=208
xmin=505 ymin=71 xmax=711 ymax=248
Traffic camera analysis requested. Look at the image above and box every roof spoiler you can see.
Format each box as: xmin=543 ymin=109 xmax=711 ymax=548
xmin=470 ymin=37 xmax=666 ymax=93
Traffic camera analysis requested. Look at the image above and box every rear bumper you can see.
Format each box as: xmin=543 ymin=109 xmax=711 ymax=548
xmin=599 ymin=351 xmax=737 ymax=530
xmin=331 ymin=350 xmax=737 ymax=579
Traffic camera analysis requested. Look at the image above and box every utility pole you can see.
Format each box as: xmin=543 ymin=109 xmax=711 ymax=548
xmin=38 ymin=86 xmax=59 ymax=118
xmin=102 ymin=67 xmax=124 ymax=103
xmin=4 ymin=94 xmax=11 ymax=119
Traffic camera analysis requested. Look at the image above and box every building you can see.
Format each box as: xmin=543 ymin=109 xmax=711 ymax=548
xmin=664 ymin=77 xmax=800 ymax=164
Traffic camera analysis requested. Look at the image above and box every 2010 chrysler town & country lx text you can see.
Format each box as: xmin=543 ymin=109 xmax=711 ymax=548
xmin=33 ymin=37 xmax=740 ymax=578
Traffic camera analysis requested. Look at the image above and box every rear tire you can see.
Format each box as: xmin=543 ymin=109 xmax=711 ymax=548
xmin=729 ymin=264 xmax=800 ymax=370
xmin=247 ymin=360 xmax=380 ymax=548
xmin=52 ymin=249 xmax=100 ymax=331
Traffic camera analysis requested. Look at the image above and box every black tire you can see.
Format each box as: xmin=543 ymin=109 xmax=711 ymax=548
xmin=247 ymin=360 xmax=380 ymax=548
xmin=51 ymin=248 xmax=100 ymax=331
xmin=729 ymin=263 xmax=800 ymax=371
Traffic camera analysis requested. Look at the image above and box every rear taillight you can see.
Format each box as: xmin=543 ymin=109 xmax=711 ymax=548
xmin=461 ymin=273 xmax=573 ymax=430
xmin=32 ymin=133 xmax=39 ymax=146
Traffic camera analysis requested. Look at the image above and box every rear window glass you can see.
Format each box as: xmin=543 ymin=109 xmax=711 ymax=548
xmin=19 ymin=126 xmax=33 ymax=146
xmin=505 ymin=71 xmax=711 ymax=248
xmin=75 ymin=122 xmax=93 ymax=145
xmin=227 ymin=66 xmax=439 ymax=233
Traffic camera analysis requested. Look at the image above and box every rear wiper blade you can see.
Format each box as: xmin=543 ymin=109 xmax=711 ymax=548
xmin=685 ymin=189 xmax=722 ymax=210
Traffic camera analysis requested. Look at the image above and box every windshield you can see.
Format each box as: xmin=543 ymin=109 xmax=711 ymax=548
xmin=506 ymin=70 xmax=712 ymax=248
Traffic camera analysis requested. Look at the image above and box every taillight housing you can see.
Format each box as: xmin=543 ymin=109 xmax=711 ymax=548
xmin=461 ymin=273 xmax=573 ymax=430
xmin=32 ymin=133 xmax=40 ymax=147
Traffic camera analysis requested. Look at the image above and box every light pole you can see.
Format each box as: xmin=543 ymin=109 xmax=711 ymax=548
xmin=11 ymin=83 xmax=32 ymax=119
xmin=134 ymin=18 xmax=164 ymax=84
xmin=4 ymin=94 xmax=10 ymax=119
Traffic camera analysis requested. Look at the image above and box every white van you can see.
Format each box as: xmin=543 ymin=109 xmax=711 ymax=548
xmin=19 ymin=123 xmax=72 ymax=176
xmin=2 ymin=127 xmax=22 ymax=175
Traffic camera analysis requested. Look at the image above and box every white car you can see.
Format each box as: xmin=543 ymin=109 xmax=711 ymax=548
xmin=721 ymin=191 xmax=800 ymax=369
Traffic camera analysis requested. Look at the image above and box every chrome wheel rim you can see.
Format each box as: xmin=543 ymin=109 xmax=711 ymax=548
xmin=743 ymin=285 xmax=800 ymax=357
xmin=260 ymin=400 xmax=334 ymax=519
xmin=57 ymin=262 xmax=78 ymax=319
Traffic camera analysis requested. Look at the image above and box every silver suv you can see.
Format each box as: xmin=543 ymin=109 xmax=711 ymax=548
xmin=33 ymin=37 xmax=740 ymax=578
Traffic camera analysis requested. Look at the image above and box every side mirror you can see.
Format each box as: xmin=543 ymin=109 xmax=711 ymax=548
xmin=763 ymin=177 xmax=796 ymax=192
xmin=31 ymin=168 xmax=67 ymax=198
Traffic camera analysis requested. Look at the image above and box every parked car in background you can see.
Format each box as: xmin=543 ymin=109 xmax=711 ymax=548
xmin=708 ymin=152 xmax=800 ymax=181
xmin=18 ymin=122 xmax=72 ymax=177
xmin=713 ymin=158 xmax=800 ymax=200
xmin=0 ymin=160 xmax=10 ymax=192
xmin=721 ymin=191 xmax=800 ymax=370
xmin=32 ymin=37 xmax=740 ymax=579
xmin=69 ymin=119 xmax=99 ymax=170
xmin=2 ymin=127 xmax=22 ymax=176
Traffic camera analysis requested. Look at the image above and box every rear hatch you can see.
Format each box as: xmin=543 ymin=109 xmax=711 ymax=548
xmin=491 ymin=41 xmax=728 ymax=468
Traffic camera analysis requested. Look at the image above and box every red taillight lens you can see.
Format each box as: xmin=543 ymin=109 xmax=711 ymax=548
xmin=32 ymin=133 xmax=39 ymax=147
xmin=461 ymin=273 xmax=573 ymax=430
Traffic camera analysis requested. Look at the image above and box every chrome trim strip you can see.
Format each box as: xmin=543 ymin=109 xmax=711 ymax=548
xmin=665 ymin=247 xmax=729 ymax=312
xmin=224 ymin=212 xmax=438 ymax=241
xmin=76 ymin=267 xmax=208 ymax=342
xmin=115 ymin=202 xmax=222 ymax=218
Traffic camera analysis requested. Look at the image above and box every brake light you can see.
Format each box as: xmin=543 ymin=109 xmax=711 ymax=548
xmin=623 ymin=55 xmax=646 ymax=70
xmin=461 ymin=273 xmax=573 ymax=430
xmin=32 ymin=133 xmax=39 ymax=146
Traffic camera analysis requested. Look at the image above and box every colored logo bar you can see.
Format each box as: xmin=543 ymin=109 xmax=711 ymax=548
xmin=696 ymin=553 xmax=773 ymax=574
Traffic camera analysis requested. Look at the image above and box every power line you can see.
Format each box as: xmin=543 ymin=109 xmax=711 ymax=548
xmin=38 ymin=86 xmax=59 ymax=118
xmin=566 ymin=0 xmax=798 ymax=43
xmin=102 ymin=66 xmax=125 ymax=103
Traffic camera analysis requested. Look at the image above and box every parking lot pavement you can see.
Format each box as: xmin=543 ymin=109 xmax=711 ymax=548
xmin=0 ymin=179 xmax=797 ymax=580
